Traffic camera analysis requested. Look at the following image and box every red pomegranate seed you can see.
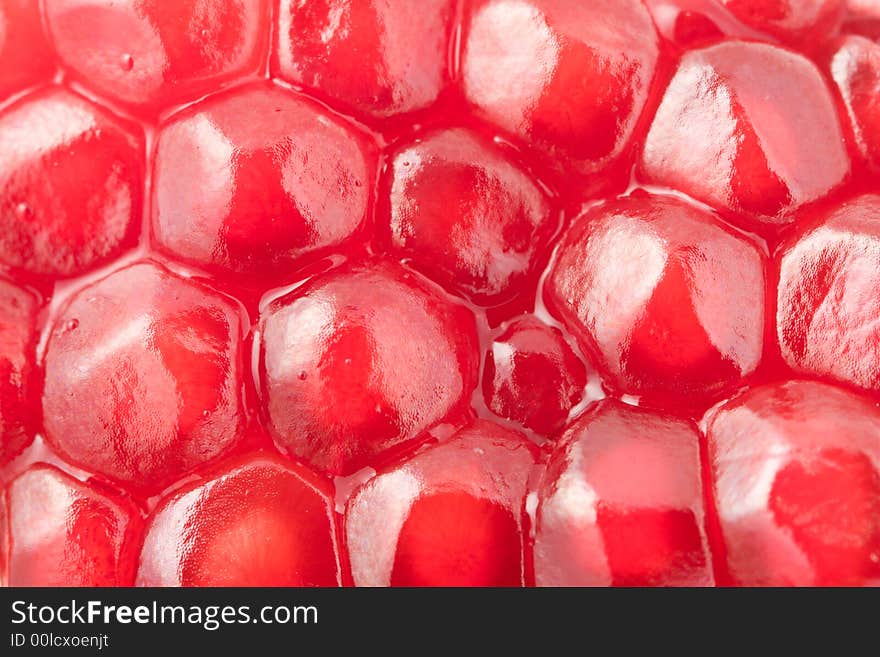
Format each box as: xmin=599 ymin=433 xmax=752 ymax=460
xmin=483 ymin=316 xmax=587 ymax=435
xmin=345 ymin=420 xmax=538 ymax=586
xmin=384 ymin=128 xmax=554 ymax=305
xmin=137 ymin=454 xmax=340 ymax=586
xmin=535 ymin=400 xmax=713 ymax=586
xmin=545 ymin=193 xmax=765 ymax=408
xmin=641 ymin=40 xmax=849 ymax=229
xmin=274 ymin=0 xmax=454 ymax=119
xmin=707 ymin=380 xmax=880 ymax=586
xmin=259 ymin=260 xmax=479 ymax=476
xmin=461 ymin=0 xmax=660 ymax=193
xmin=43 ymin=0 xmax=269 ymax=112
xmin=153 ymin=81 xmax=375 ymax=284
xmin=0 ymin=277 xmax=37 ymax=464
xmin=5 ymin=464 xmax=142 ymax=586
xmin=43 ymin=262 xmax=247 ymax=492
xmin=0 ymin=88 xmax=143 ymax=279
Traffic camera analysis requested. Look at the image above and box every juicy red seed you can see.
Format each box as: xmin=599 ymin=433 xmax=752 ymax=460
xmin=828 ymin=35 xmax=880 ymax=171
xmin=42 ymin=262 xmax=247 ymax=492
xmin=0 ymin=0 xmax=55 ymax=99
xmin=777 ymin=195 xmax=880 ymax=393
xmin=137 ymin=454 xmax=340 ymax=586
xmin=385 ymin=128 xmax=554 ymax=305
xmin=275 ymin=0 xmax=454 ymax=119
xmin=545 ymin=193 xmax=765 ymax=408
xmin=483 ymin=316 xmax=587 ymax=436
xmin=0 ymin=88 xmax=143 ymax=279
xmin=719 ymin=0 xmax=845 ymax=46
xmin=345 ymin=420 xmax=538 ymax=587
xmin=5 ymin=464 xmax=142 ymax=586
xmin=43 ymin=0 xmax=269 ymax=112
xmin=641 ymin=40 xmax=850 ymax=228
xmin=707 ymin=380 xmax=880 ymax=586
xmin=535 ymin=400 xmax=713 ymax=587
xmin=259 ymin=260 xmax=479 ymax=476
xmin=461 ymin=0 xmax=660 ymax=190
xmin=153 ymin=82 xmax=375 ymax=283
xmin=0 ymin=277 xmax=37 ymax=464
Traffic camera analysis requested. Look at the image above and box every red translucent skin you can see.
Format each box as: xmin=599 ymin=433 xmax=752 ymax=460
xmin=275 ymin=0 xmax=454 ymax=120
xmin=461 ymin=0 xmax=660 ymax=190
xmin=829 ymin=35 xmax=880 ymax=172
xmin=707 ymin=381 xmax=880 ymax=586
xmin=535 ymin=400 xmax=713 ymax=586
xmin=0 ymin=0 xmax=55 ymax=99
xmin=777 ymin=195 xmax=880 ymax=393
xmin=345 ymin=420 xmax=538 ymax=587
xmin=0 ymin=278 xmax=36 ymax=464
xmin=483 ymin=316 xmax=587 ymax=435
xmin=545 ymin=193 xmax=765 ymax=408
xmin=259 ymin=260 xmax=480 ymax=476
xmin=137 ymin=454 xmax=340 ymax=586
xmin=0 ymin=88 xmax=143 ymax=280
xmin=385 ymin=128 xmax=554 ymax=305
xmin=43 ymin=0 xmax=269 ymax=112
xmin=43 ymin=262 xmax=247 ymax=492
xmin=5 ymin=464 xmax=142 ymax=586
xmin=153 ymin=82 xmax=375 ymax=283
xmin=641 ymin=40 xmax=850 ymax=228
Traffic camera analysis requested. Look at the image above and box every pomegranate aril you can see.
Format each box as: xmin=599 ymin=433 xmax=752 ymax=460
xmin=137 ymin=454 xmax=340 ymax=586
xmin=345 ymin=420 xmax=538 ymax=587
xmin=385 ymin=128 xmax=554 ymax=305
xmin=545 ymin=193 xmax=765 ymax=409
xmin=42 ymin=262 xmax=247 ymax=492
xmin=828 ymin=35 xmax=880 ymax=171
xmin=707 ymin=380 xmax=880 ymax=586
xmin=153 ymin=82 xmax=375 ymax=284
xmin=461 ymin=0 xmax=660 ymax=194
xmin=0 ymin=277 xmax=37 ymax=464
xmin=777 ymin=195 xmax=880 ymax=394
xmin=0 ymin=0 xmax=55 ymax=99
xmin=535 ymin=400 xmax=713 ymax=587
xmin=5 ymin=464 xmax=142 ymax=586
xmin=0 ymin=88 xmax=143 ymax=279
xmin=641 ymin=40 xmax=849 ymax=229
xmin=275 ymin=0 xmax=454 ymax=119
xmin=259 ymin=260 xmax=479 ymax=476
xmin=44 ymin=0 xmax=269 ymax=112
xmin=483 ymin=316 xmax=587 ymax=436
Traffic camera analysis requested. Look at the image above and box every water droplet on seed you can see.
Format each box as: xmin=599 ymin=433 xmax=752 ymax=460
xmin=14 ymin=202 xmax=31 ymax=219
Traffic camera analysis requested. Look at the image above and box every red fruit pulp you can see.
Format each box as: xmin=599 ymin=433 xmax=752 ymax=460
xmin=1 ymin=0 xmax=879 ymax=589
